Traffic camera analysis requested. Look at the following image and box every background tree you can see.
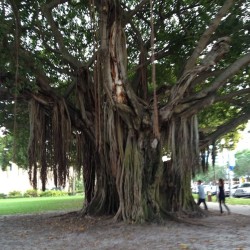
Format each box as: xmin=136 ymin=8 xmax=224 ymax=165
xmin=0 ymin=130 xmax=28 ymax=170
xmin=193 ymin=165 xmax=228 ymax=184
xmin=0 ymin=135 xmax=12 ymax=170
xmin=235 ymin=150 xmax=250 ymax=177
xmin=0 ymin=0 xmax=250 ymax=222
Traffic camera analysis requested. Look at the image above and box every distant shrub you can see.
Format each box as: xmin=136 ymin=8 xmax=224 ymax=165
xmin=8 ymin=190 xmax=23 ymax=198
xmin=76 ymin=190 xmax=83 ymax=194
xmin=24 ymin=189 xmax=39 ymax=197
xmin=0 ymin=193 xmax=7 ymax=199
xmin=39 ymin=190 xmax=68 ymax=197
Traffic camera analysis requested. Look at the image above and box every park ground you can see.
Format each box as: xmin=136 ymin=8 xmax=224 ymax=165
xmin=0 ymin=202 xmax=250 ymax=250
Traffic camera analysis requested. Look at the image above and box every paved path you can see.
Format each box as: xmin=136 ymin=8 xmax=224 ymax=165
xmin=206 ymin=201 xmax=250 ymax=216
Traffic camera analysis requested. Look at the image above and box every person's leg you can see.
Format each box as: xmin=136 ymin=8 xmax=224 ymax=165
xmin=219 ymin=199 xmax=223 ymax=213
xmin=222 ymin=199 xmax=230 ymax=214
xmin=197 ymin=198 xmax=202 ymax=206
xmin=203 ymin=199 xmax=208 ymax=210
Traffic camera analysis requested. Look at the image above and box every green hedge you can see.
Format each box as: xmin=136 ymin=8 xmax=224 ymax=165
xmin=0 ymin=193 xmax=7 ymax=199
xmin=6 ymin=189 xmax=69 ymax=198
xmin=23 ymin=189 xmax=39 ymax=197
xmin=8 ymin=190 xmax=23 ymax=198
xmin=39 ymin=190 xmax=68 ymax=197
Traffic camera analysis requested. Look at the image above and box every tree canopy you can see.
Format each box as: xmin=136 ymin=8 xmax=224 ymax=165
xmin=0 ymin=0 xmax=250 ymax=222
xmin=235 ymin=149 xmax=250 ymax=177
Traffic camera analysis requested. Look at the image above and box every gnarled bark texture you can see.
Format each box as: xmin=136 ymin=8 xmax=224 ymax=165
xmin=79 ymin=0 xmax=203 ymax=222
xmin=1 ymin=0 xmax=250 ymax=224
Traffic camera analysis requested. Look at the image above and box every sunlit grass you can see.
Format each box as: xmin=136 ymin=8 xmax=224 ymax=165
xmin=0 ymin=195 xmax=84 ymax=215
xmin=193 ymin=194 xmax=250 ymax=205
xmin=225 ymin=197 xmax=250 ymax=205
xmin=1 ymin=194 xmax=248 ymax=216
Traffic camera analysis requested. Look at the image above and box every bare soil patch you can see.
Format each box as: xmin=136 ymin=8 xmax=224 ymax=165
xmin=0 ymin=210 xmax=249 ymax=250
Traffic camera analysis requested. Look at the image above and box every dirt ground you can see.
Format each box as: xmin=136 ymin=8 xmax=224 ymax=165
xmin=0 ymin=208 xmax=250 ymax=250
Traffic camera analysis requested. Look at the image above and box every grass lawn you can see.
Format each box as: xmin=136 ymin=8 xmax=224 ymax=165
xmin=193 ymin=194 xmax=250 ymax=205
xmin=223 ymin=197 xmax=250 ymax=205
xmin=0 ymin=195 xmax=84 ymax=215
xmin=1 ymin=195 xmax=249 ymax=216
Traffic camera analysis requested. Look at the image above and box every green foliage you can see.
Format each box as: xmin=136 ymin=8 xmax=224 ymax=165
xmin=75 ymin=176 xmax=84 ymax=193
xmin=23 ymin=189 xmax=39 ymax=197
xmin=39 ymin=190 xmax=68 ymax=197
xmin=199 ymin=104 xmax=239 ymax=132
xmin=234 ymin=149 xmax=250 ymax=177
xmin=193 ymin=165 xmax=227 ymax=183
xmin=199 ymin=104 xmax=245 ymax=150
xmin=9 ymin=189 xmax=70 ymax=198
xmin=0 ymin=0 xmax=249 ymax=172
xmin=4 ymin=189 xmax=74 ymax=199
xmin=0 ymin=136 xmax=12 ymax=170
xmin=0 ymin=193 xmax=7 ymax=199
xmin=8 ymin=190 xmax=23 ymax=198
xmin=0 ymin=132 xmax=29 ymax=170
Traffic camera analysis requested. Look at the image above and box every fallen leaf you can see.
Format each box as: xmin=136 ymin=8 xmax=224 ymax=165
xmin=179 ymin=243 xmax=189 ymax=249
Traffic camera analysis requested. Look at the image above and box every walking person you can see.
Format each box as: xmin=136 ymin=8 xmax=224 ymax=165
xmin=197 ymin=180 xmax=208 ymax=210
xmin=218 ymin=178 xmax=230 ymax=214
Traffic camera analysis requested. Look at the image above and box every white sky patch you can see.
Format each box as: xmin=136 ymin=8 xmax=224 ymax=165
xmin=236 ymin=120 xmax=250 ymax=151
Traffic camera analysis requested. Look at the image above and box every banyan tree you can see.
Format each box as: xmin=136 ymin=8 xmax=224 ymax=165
xmin=0 ymin=0 xmax=250 ymax=222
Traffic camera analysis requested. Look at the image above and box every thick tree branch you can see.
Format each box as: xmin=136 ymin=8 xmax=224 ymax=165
xmin=185 ymin=53 xmax=250 ymax=103
xmin=214 ymin=88 xmax=250 ymax=104
xmin=160 ymin=52 xmax=250 ymax=120
xmin=41 ymin=1 xmax=83 ymax=68
xmin=189 ymin=69 xmax=224 ymax=90
xmin=200 ymin=53 xmax=250 ymax=95
xmin=200 ymin=111 xmax=250 ymax=150
xmin=184 ymin=0 xmax=236 ymax=73
xmin=164 ymin=86 xmax=250 ymax=120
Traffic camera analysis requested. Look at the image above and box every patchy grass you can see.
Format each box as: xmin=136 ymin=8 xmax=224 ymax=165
xmin=0 ymin=195 xmax=84 ymax=215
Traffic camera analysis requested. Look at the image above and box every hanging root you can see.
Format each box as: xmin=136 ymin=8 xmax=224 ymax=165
xmin=28 ymin=98 xmax=72 ymax=189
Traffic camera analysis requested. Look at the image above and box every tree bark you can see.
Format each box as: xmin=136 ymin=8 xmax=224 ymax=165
xmin=78 ymin=0 xmax=206 ymax=222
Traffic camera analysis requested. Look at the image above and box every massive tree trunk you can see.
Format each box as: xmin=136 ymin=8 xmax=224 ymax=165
xmin=83 ymin=110 xmax=201 ymax=222
xmin=79 ymin=0 xmax=201 ymax=222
